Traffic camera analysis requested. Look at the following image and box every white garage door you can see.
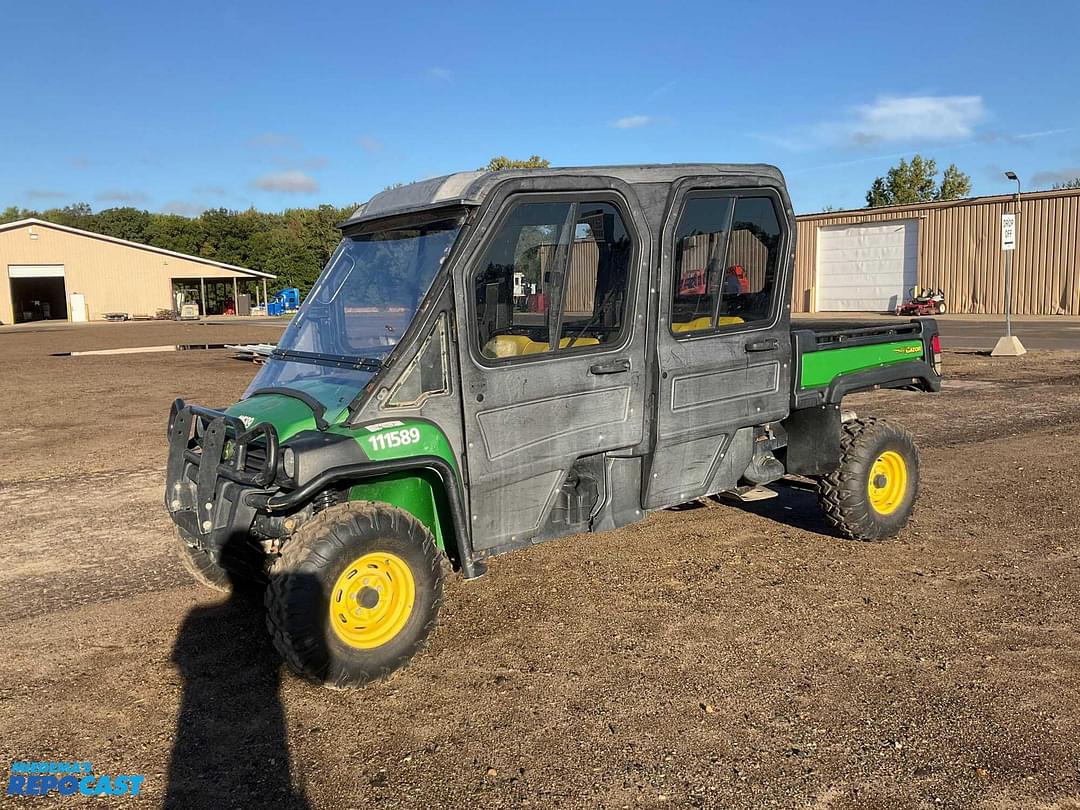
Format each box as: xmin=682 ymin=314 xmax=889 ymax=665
xmin=816 ymin=221 xmax=918 ymax=312
xmin=9 ymin=264 xmax=65 ymax=278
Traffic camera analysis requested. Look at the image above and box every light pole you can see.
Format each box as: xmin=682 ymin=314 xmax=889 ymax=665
xmin=992 ymin=171 xmax=1026 ymax=356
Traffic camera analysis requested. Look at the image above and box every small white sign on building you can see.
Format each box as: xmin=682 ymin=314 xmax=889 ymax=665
xmin=1001 ymin=213 xmax=1016 ymax=251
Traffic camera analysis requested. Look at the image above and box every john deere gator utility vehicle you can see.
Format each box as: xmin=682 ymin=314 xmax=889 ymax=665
xmin=166 ymin=164 xmax=942 ymax=688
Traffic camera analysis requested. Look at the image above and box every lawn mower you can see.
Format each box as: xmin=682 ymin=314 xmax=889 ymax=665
xmin=896 ymin=287 xmax=946 ymax=316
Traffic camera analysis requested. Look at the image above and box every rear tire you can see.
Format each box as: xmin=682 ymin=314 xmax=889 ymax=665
xmin=265 ymin=501 xmax=443 ymax=689
xmin=816 ymin=417 xmax=919 ymax=541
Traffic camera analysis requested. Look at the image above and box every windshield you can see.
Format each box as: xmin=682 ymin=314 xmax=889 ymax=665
xmin=243 ymin=214 xmax=464 ymax=414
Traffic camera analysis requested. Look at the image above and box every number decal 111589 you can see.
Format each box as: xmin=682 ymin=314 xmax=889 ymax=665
xmin=368 ymin=427 xmax=422 ymax=452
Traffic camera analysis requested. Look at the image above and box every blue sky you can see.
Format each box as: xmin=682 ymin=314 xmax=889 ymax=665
xmin=2 ymin=0 xmax=1078 ymax=214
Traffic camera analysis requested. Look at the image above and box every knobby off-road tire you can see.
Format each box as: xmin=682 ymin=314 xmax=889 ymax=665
xmin=816 ymin=417 xmax=920 ymax=541
xmin=265 ymin=501 xmax=444 ymax=689
xmin=174 ymin=527 xmax=270 ymax=592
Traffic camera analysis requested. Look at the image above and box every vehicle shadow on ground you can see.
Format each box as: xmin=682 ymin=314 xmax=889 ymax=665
xmin=165 ymin=586 xmax=310 ymax=809
xmin=721 ymin=480 xmax=846 ymax=538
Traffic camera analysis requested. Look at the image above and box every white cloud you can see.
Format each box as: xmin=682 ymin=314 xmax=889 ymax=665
xmin=611 ymin=115 xmax=653 ymax=130
xmin=248 ymin=132 xmax=297 ymax=148
xmin=251 ymin=170 xmax=319 ymax=193
xmin=1032 ymin=167 xmax=1080 ymax=188
xmin=97 ymin=189 xmax=149 ymax=203
xmin=846 ymin=95 xmax=985 ymax=145
xmin=25 ymin=189 xmax=68 ymax=201
xmin=358 ymin=135 xmax=383 ymax=154
xmin=271 ymin=155 xmax=328 ymax=170
xmin=648 ymin=80 xmax=676 ymax=100
xmin=978 ymin=126 xmax=1076 ymax=145
xmin=763 ymin=94 xmax=986 ymax=150
xmin=161 ymin=200 xmax=207 ymax=216
xmin=427 ymin=66 xmax=452 ymax=81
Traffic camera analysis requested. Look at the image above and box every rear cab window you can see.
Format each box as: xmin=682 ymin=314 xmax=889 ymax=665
xmin=670 ymin=194 xmax=783 ymax=336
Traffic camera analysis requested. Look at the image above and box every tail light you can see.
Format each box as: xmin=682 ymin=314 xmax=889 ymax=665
xmin=930 ymin=334 xmax=942 ymax=375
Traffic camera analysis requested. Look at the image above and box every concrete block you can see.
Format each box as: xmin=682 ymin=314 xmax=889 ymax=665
xmin=991 ymin=335 xmax=1027 ymax=357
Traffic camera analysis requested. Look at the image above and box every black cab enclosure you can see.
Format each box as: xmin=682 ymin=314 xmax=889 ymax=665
xmin=166 ymin=164 xmax=941 ymax=688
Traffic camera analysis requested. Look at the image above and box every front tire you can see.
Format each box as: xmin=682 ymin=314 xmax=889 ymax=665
xmin=174 ymin=528 xmax=232 ymax=592
xmin=937 ymin=302 xmax=947 ymax=315
xmin=816 ymin=417 xmax=920 ymax=541
xmin=265 ymin=502 xmax=443 ymax=689
xmin=173 ymin=527 xmax=269 ymax=592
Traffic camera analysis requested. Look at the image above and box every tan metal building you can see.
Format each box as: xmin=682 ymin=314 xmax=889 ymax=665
xmin=793 ymin=188 xmax=1080 ymax=315
xmin=0 ymin=218 xmax=275 ymax=324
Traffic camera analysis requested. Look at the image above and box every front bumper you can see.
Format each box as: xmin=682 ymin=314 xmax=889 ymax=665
xmin=165 ymin=399 xmax=279 ymax=553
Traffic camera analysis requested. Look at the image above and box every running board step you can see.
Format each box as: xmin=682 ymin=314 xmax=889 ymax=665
xmin=715 ymin=486 xmax=779 ymax=503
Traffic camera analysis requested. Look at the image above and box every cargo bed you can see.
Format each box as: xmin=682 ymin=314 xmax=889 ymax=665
xmin=790 ymin=318 xmax=942 ymax=409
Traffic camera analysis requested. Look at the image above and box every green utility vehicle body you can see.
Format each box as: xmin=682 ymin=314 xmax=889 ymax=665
xmin=167 ymin=163 xmax=941 ymax=586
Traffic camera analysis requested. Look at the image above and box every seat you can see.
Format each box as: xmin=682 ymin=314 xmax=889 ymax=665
xmin=521 ymin=336 xmax=600 ymax=354
xmin=671 ymin=315 xmax=745 ymax=333
xmin=671 ymin=316 xmax=714 ymax=333
xmin=482 ymin=334 xmax=535 ymax=358
xmin=482 ymin=334 xmax=602 ymax=358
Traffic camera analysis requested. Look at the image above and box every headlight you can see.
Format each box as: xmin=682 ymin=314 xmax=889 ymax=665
xmin=281 ymin=447 xmax=297 ymax=480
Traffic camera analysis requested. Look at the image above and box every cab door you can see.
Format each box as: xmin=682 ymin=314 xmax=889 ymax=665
xmin=454 ymin=182 xmax=649 ymax=552
xmin=644 ymin=185 xmax=792 ymax=509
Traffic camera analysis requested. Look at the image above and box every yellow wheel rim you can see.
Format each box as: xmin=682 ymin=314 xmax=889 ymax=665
xmin=868 ymin=450 xmax=908 ymax=515
xmin=329 ymin=552 xmax=415 ymax=649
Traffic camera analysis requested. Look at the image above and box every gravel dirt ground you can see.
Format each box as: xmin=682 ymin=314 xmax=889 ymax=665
xmin=1 ymin=321 xmax=1078 ymax=810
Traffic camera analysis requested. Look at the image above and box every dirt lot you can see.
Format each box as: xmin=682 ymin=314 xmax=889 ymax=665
xmin=1 ymin=321 xmax=1078 ymax=810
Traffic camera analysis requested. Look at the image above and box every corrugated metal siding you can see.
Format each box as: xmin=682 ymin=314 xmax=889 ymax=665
xmin=793 ymin=188 xmax=1080 ymax=314
xmin=562 ymin=240 xmax=599 ymax=315
xmin=0 ymin=223 xmax=262 ymax=323
xmin=538 ymin=240 xmax=600 ymax=315
xmin=676 ymin=231 xmax=767 ymax=291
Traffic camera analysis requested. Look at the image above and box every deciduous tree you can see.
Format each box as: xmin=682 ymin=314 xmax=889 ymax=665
xmin=484 ymin=155 xmax=550 ymax=171
xmin=865 ymin=155 xmax=971 ymax=207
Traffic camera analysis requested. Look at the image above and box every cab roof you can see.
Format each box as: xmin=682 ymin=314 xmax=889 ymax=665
xmin=341 ymin=163 xmax=786 ymax=228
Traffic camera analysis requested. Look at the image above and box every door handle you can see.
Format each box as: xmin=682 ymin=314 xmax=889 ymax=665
xmin=589 ymin=358 xmax=631 ymax=375
xmin=744 ymin=338 xmax=779 ymax=353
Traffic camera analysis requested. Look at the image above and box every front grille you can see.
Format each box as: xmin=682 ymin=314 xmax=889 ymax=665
xmin=240 ymin=439 xmax=269 ymax=474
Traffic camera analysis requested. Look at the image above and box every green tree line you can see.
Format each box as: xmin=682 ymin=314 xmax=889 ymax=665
xmin=0 ymin=157 xmax=554 ymax=296
xmin=0 ymin=202 xmax=358 ymax=296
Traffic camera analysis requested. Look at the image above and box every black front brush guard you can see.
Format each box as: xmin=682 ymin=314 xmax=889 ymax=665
xmin=166 ymin=399 xmax=279 ymax=537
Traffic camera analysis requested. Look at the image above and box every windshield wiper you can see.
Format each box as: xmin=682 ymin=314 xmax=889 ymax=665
xmin=271 ymin=348 xmax=384 ymax=372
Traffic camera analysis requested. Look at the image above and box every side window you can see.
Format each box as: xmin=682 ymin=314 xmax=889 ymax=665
xmin=475 ymin=199 xmax=633 ymax=359
xmin=725 ymin=197 xmax=782 ymax=324
xmin=475 ymin=202 xmax=571 ymax=359
xmin=557 ymin=203 xmax=633 ymax=349
xmin=385 ymin=314 xmax=449 ymax=408
xmin=671 ymin=197 xmax=733 ymax=333
xmin=670 ymin=194 xmax=783 ymax=335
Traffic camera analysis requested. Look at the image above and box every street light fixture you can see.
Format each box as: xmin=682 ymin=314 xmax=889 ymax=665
xmin=991 ymin=171 xmax=1026 ymax=356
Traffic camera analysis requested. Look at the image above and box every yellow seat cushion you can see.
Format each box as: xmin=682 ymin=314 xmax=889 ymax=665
xmin=482 ymin=334 xmax=535 ymax=358
xmin=671 ymin=316 xmax=714 ymax=333
xmin=671 ymin=315 xmax=744 ymax=333
xmin=483 ymin=335 xmax=602 ymax=357
xmin=521 ymin=336 xmax=600 ymax=354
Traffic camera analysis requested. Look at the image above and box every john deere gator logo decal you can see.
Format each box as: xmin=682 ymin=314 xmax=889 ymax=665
xmin=894 ymin=346 xmax=922 ymax=354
